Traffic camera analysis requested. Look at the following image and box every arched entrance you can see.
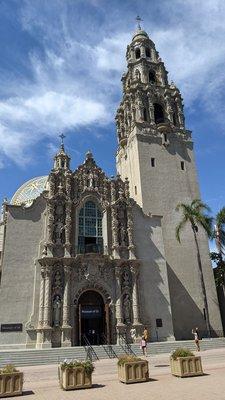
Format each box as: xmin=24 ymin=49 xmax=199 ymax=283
xmin=78 ymin=290 xmax=108 ymax=345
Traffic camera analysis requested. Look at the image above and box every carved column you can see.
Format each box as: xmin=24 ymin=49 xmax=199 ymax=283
xmin=43 ymin=267 xmax=52 ymax=328
xmin=65 ymin=201 xmax=72 ymax=257
xmin=131 ymin=265 xmax=143 ymax=338
xmin=115 ymin=267 xmax=123 ymax=325
xmin=127 ymin=205 xmax=136 ymax=259
xmin=131 ymin=266 xmax=141 ymax=324
xmin=124 ymin=177 xmax=130 ymax=199
xmin=147 ymin=94 xmax=155 ymax=124
xmin=62 ymin=265 xmax=71 ymax=327
xmin=61 ymin=265 xmax=72 ymax=347
xmin=36 ymin=266 xmax=52 ymax=348
xmin=115 ymin=267 xmax=126 ymax=343
xmin=37 ymin=266 xmax=45 ymax=328
xmin=111 ymin=206 xmax=120 ymax=258
xmin=176 ymin=98 xmax=185 ymax=128
xmin=46 ymin=201 xmax=55 ymax=256
xmin=111 ymin=180 xmax=120 ymax=258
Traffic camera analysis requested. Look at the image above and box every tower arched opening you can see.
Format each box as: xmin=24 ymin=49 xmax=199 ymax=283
xmin=149 ymin=71 xmax=156 ymax=84
xmin=135 ymin=48 xmax=141 ymax=59
xmin=154 ymin=103 xmax=165 ymax=124
xmin=145 ymin=47 xmax=151 ymax=58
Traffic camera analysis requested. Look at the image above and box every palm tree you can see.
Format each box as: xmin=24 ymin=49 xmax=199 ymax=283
xmin=214 ymin=207 xmax=225 ymax=257
xmin=175 ymin=199 xmax=213 ymax=338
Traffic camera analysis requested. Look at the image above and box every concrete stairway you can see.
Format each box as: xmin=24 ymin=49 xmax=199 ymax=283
xmin=0 ymin=338 xmax=224 ymax=367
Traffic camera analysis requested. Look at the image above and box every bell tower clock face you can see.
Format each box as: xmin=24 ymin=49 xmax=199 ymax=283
xmin=11 ymin=176 xmax=48 ymax=207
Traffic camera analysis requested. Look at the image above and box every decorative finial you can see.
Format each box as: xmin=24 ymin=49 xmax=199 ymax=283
xmin=59 ymin=133 xmax=66 ymax=147
xmin=136 ymin=15 xmax=143 ymax=30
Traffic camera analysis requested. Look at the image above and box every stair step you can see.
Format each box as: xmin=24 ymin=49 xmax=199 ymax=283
xmin=0 ymin=338 xmax=224 ymax=367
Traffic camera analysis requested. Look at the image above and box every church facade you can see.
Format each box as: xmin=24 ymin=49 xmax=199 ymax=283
xmin=0 ymin=26 xmax=222 ymax=349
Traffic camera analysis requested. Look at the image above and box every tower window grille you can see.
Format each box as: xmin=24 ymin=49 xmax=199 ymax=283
xmin=154 ymin=103 xmax=165 ymax=124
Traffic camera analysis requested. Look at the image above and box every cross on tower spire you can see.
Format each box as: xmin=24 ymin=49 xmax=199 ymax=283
xmin=136 ymin=15 xmax=143 ymax=30
xmin=59 ymin=133 xmax=66 ymax=146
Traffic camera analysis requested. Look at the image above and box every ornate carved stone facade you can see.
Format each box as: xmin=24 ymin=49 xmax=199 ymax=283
xmin=30 ymin=146 xmax=143 ymax=347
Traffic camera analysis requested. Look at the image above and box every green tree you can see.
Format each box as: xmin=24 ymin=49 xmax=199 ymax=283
xmin=210 ymin=252 xmax=225 ymax=287
xmin=214 ymin=207 xmax=225 ymax=256
xmin=175 ymin=199 xmax=213 ymax=338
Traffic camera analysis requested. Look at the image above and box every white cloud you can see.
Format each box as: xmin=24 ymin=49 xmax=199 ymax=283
xmin=1 ymin=0 xmax=225 ymax=167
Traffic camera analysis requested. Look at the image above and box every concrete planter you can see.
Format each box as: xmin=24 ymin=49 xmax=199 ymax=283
xmin=118 ymin=360 xmax=149 ymax=384
xmin=59 ymin=367 xmax=92 ymax=390
xmin=170 ymin=356 xmax=203 ymax=377
xmin=0 ymin=372 xmax=23 ymax=398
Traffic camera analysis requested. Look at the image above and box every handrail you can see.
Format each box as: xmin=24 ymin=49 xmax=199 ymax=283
xmin=119 ymin=333 xmax=136 ymax=356
xmin=101 ymin=333 xmax=117 ymax=359
xmin=83 ymin=334 xmax=99 ymax=361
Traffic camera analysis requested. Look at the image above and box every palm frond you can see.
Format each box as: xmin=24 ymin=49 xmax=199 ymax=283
xmin=197 ymin=214 xmax=213 ymax=238
xmin=175 ymin=218 xmax=187 ymax=243
xmin=175 ymin=198 xmax=212 ymax=242
xmin=191 ymin=199 xmax=211 ymax=213
xmin=216 ymin=207 xmax=225 ymax=228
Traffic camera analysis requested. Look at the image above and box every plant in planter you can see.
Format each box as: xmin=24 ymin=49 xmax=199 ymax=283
xmin=117 ymin=355 xmax=149 ymax=384
xmin=59 ymin=359 xmax=95 ymax=390
xmin=0 ymin=364 xmax=23 ymax=398
xmin=170 ymin=348 xmax=203 ymax=378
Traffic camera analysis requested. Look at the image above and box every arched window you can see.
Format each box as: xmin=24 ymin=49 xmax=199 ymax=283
xmin=149 ymin=71 xmax=156 ymax=84
xmin=145 ymin=47 xmax=151 ymax=58
xmin=154 ymin=103 xmax=164 ymax=124
xmin=78 ymin=200 xmax=103 ymax=254
xmin=135 ymin=48 xmax=141 ymax=59
xmin=143 ymin=107 xmax=148 ymax=122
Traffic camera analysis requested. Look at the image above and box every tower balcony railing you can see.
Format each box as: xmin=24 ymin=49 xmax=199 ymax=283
xmin=76 ymin=243 xmax=104 ymax=255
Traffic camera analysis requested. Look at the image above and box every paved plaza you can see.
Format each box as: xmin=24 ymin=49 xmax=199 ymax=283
xmin=4 ymin=347 xmax=225 ymax=400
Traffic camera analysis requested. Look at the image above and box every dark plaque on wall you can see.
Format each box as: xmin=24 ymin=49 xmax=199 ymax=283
xmin=1 ymin=324 xmax=23 ymax=332
xmin=156 ymin=319 xmax=163 ymax=328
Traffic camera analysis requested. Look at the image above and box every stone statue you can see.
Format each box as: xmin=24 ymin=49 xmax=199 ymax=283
xmin=120 ymin=226 xmax=127 ymax=246
xmin=55 ymin=220 xmax=64 ymax=244
xmin=123 ymin=293 xmax=131 ymax=324
xmin=53 ymin=295 xmax=61 ymax=327
xmin=88 ymin=172 xmax=94 ymax=188
xmin=54 ymin=271 xmax=62 ymax=290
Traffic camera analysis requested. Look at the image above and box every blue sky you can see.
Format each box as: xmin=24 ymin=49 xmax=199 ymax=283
xmin=0 ymin=0 xmax=225 ymax=235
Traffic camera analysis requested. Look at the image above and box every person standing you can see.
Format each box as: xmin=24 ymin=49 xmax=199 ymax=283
xmin=130 ymin=327 xmax=136 ymax=343
xmin=140 ymin=336 xmax=147 ymax=356
xmin=143 ymin=326 xmax=148 ymax=341
xmin=192 ymin=327 xmax=200 ymax=351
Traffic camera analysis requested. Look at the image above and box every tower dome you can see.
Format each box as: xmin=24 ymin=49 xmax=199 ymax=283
xmin=132 ymin=28 xmax=149 ymax=42
xmin=11 ymin=176 xmax=48 ymax=207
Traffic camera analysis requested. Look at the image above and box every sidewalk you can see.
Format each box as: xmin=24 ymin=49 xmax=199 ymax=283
xmin=7 ymin=348 xmax=225 ymax=400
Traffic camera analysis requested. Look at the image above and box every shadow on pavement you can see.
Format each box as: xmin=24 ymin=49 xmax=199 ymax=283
xmin=154 ymin=365 xmax=170 ymax=367
xmin=92 ymin=384 xmax=106 ymax=388
xmin=22 ymin=391 xmax=35 ymax=396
